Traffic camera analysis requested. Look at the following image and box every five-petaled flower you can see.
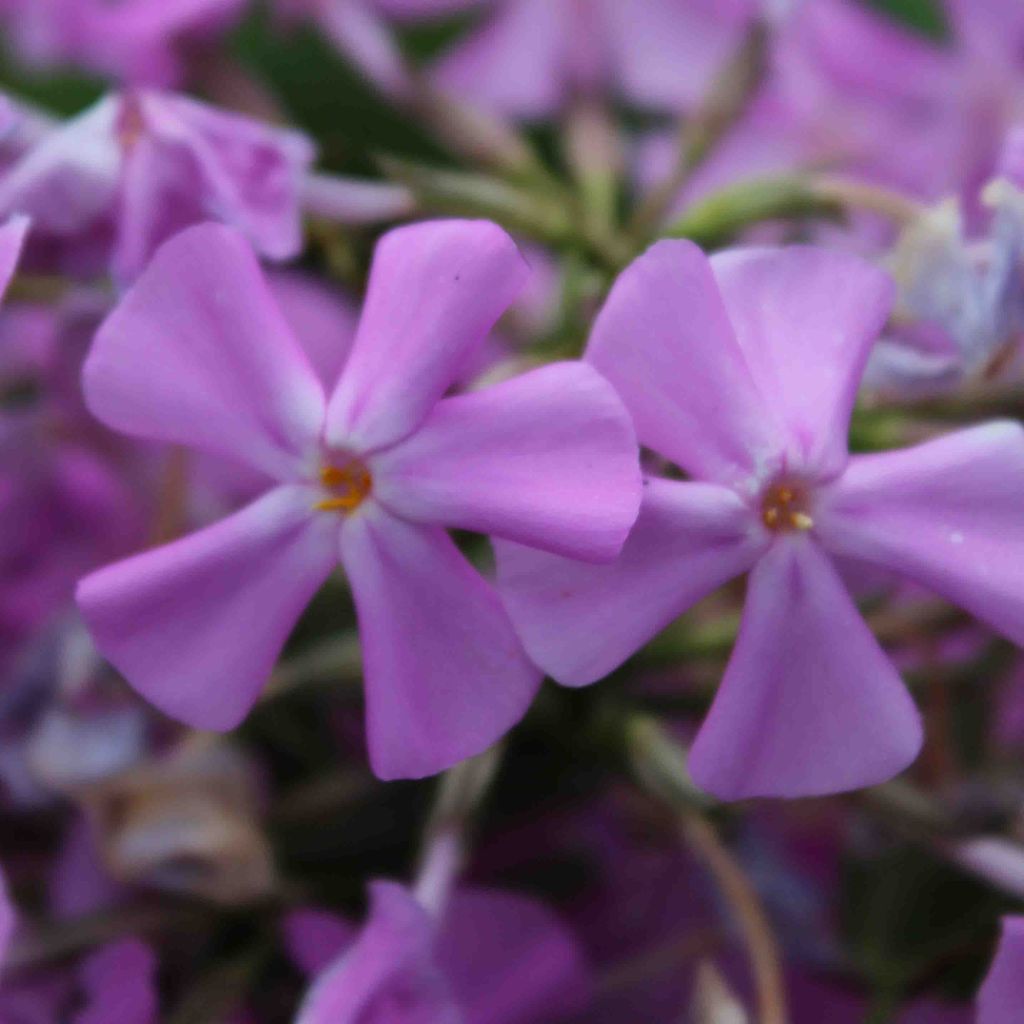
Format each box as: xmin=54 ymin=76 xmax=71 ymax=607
xmin=76 ymin=219 xmax=641 ymax=780
xmin=496 ymin=239 xmax=1024 ymax=799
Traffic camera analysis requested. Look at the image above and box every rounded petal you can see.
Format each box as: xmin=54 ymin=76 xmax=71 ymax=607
xmin=340 ymin=505 xmax=540 ymax=780
xmin=76 ymin=939 xmax=158 ymax=1024
xmin=297 ymin=881 xmax=459 ymax=1024
xmin=585 ymin=239 xmax=783 ymax=485
xmin=326 ymin=219 xmax=529 ymax=453
xmin=816 ymin=421 xmax=1024 ymax=647
xmin=373 ymin=361 xmax=641 ymax=562
xmin=710 ymin=246 xmax=895 ymax=480
xmin=84 ymin=224 xmax=326 ymax=482
xmin=495 ymin=478 xmax=764 ymax=686
xmin=77 ymin=486 xmax=338 ymax=731
xmin=689 ymin=538 xmax=922 ymax=800
xmin=978 ymin=916 xmax=1024 ymax=1024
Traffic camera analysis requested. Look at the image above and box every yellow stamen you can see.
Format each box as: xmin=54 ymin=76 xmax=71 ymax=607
xmin=760 ymin=479 xmax=815 ymax=533
xmin=314 ymin=461 xmax=372 ymax=513
xmin=790 ymin=511 xmax=815 ymax=531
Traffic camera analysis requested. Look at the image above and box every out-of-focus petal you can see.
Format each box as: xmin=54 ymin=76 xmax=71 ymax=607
xmin=0 ymin=213 xmax=28 ymax=298
xmin=816 ymin=422 xmax=1024 ymax=647
xmin=283 ymin=908 xmax=358 ymax=977
xmin=0 ymin=864 xmax=14 ymax=966
xmin=689 ymin=537 xmax=922 ymax=799
xmin=495 ymin=479 xmax=764 ymax=686
xmin=710 ymin=245 xmax=895 ymax=480
xmin=602 ymin=0 xmax=754 ymax=111
xmin=373 ymin=362 xmax=640 ymax=562
xmin=326 ymin=220 xmax=528 ymax=454
xmin=0 ymin=96 xmax=120 ymax=234
xmin=978 ymin=916 xmax=1024 ymax=1024
xmin=77 ymin=485 xmax=338 ymax=731
xmin=431 ymin=0 xmax=567 ymax=119
xmin=85 ymin=224 xmax=326 ymax=481
xmin=341 ymin=504 xmax=540 ymax=780
xmin=586 ymin=239 xmax=783 ymax=485
xmin=296 ymin=881 xmax=460 ymax=1024
xmin=269 ymin=270 xmax=360 ymax=391
xmin=74 ymin=938 xmax=158 ymax=1024
xmin=438 ymin=888 xmax=592 ymax=1024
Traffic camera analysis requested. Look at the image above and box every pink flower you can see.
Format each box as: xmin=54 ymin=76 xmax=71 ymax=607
xmin=978 ymin=916 xmax=1024 ymax=1024
xmin=76 ymin=220 xmax=641 ymax=779
xmin=496 ymin=240 xmax=1024 ymax=799
xmin=0 ymin=0 xmax=246 ymax=87
xmin=0 ymin=90 xmax=313 ymax=283
xmin=290 ymin=883 xmax=592 ymax=1023
xmin=429 ymin=0 xmax=756 ymax=118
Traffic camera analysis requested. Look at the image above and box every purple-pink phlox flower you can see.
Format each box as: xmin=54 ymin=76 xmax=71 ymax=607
xmin=978 ymin=916 xmax=1024 ymax=1024
xmin=426 ymin=0 xmax=756 ymax=119
xmin=290 ymin=883 xmax=592 ymax=1023
xmin=0 ymin=0 xmax=246 ymax=87
xmin=76 ymin=219 xmax=641 ymax=779
xmin=0 ymin=90 xmax=313 ymax=284
xmin=496 ymin=240 xmax=1024 ymax=799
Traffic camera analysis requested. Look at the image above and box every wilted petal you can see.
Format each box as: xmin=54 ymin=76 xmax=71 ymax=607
xmin=326 ymin=219 xmax=528 ymax=453
xmin=586 ymin=239 xmax=783 ymax=485
xmin=297 ymin=881 xmax=460 ymax=1024
xmin=438 ymin=888 xmax=592 ymax=1024
xmin=341 ymin=505 xmax=540 ymax=780
xmin=978 ymin=916 xmax=1024 ymax=1024
xmin=85 ymin=224 xmax=326 ymax=481
xmin=689 ymin=538 xmax=922 ymax=799
xmin=495 ymin=479 xmax=764 ymax=686
xmin=710 ymin=246 xmax=895 ymax=480
xmin=373 ymin=362 xmax=640 ymax=562
xmin=816 ymin=422 xmax=1024 ymax=647
xmin=77 ymin=486 xmax=338 ymax=731
xmin=431 ymin=0 xmax=567 ymax=119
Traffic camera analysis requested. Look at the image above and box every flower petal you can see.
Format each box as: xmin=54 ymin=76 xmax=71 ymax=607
xmin=602 ymin=0 xmax=754 ymax=112
xmin=437 ymin=888 xmax=593 ymax=1024
xmin=495 ymin=478 xmax=763 ymax=686
xmin=431 ymin=0 xmax=568 ymax=119
xmin=816 ymin=421 xmax=1024 ymax=646
xmin=77 ymin=486 xmax=338 ymax=731
xmin=296 ymin=881 xmax=459 ymax=1024
xmin=710 ymin=246 xmax=895 ymax=480
xmin=341 ymin=505 xmax=540 ymax=780
xmin=0 ymin=96 xmax=120 ymax=234
xmin=0 ymin=213 xmax=28 ymax=299
xmin=373 ymin=361 xmax=641 ymax=562
xmin=585 ymin=239 xmax=782 ymax=485
xmin=689 ymin=538 xmax=922 ymax=800
xmin=978 ymin=916 xmax=1024 ymax=1024
xmin=326 ymin=219 xmax=528 ymax=453
xmin=84 ymin=224 xmax=326 ymax=481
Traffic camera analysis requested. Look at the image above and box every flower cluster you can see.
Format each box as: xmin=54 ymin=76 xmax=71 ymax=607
xmin=2 ymin=0 xmax=1024 ymax=1020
